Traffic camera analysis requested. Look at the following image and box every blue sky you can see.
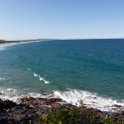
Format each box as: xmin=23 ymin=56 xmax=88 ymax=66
xmin=0 ymin=0 xmax=124 ymax=40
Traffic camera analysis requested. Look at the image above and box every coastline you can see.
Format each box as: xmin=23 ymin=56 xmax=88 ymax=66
xmin=0 ymin=97 xmax=124 ymax=124
xmin=0 ymin=39 xmax=44 ymax=44
xmin=0 ymin=39 xmax=48 ymax=50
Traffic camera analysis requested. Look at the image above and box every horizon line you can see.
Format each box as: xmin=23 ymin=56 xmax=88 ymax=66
xmin=1 ymin=37 xmax=124 ymax=42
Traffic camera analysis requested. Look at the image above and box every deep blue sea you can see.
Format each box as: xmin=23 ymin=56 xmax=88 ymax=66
xmin=0 ymin=39 xmax=124 ymax=111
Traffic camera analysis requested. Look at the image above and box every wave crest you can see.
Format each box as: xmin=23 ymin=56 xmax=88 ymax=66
xmin=53 ymin=89 xmax=124 ymax=112
xmin=33 ymin=72 xmax=50 ymax=84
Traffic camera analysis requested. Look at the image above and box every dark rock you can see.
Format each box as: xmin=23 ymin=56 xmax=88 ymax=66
xmin=113 ymin=104 xmax=122 ymax=108
xmin=0 ymin=99 xmax=16 ymax=112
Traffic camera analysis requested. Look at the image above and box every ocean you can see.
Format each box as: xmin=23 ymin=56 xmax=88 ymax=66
xmin=0 ymin=39 xmax=124 ymax=112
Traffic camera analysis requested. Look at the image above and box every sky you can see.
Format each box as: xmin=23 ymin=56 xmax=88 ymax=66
xmin=0 ymin=0 xmax=124 ymax=40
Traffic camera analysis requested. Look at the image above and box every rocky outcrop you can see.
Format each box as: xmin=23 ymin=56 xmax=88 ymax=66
xmin=0 ymin=97 xmax=124 ymax=124
xmin=0 ymin=97 xmax=68 ymax=124
xmin=0 ymin=99 xmax=17 ymax=112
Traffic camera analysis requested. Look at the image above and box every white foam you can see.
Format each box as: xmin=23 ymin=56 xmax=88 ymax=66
xmin=0 ymin=87 xmax=20 ymax=102
xmin=44 ymin=80 xmax=50 ymax=84
xmin=53 ymin=89 xmax=124 ymax=112
xmin=33 ymin=72 xmax=39 ymax=77
xmin=33 ymin=72 xmax=50 ymax=84
xmin=0 ymin=87 xmax=53 ymax=103
xmin=39 ymin=77 xmax=44 ymax=81
xmin=0 ymin=87 xmax=124 ymax=112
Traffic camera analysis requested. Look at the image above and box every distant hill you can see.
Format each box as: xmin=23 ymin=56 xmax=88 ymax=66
xmin=0 ymin=39 xmax=6 ymax=44
xmin=0 ymin=39 xmax=20 ymax=44
xmin=0 ymin=39 xmax=47 ymax=44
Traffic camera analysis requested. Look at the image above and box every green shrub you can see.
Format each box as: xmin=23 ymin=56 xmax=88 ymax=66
xmin=40 ymin=107 xmax=81 ymax=124
xmin=40 ymin=107 xmax=103 ymax=124
xmin=102 ymin=116 xmax=114 ymax=124
xmin=102 ymin=115 xmax=124 ymax=124
xmin=40 ymin=107 xmax=124 ymax=124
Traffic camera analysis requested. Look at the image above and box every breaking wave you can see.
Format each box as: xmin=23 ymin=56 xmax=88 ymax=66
xmin=53 ymin=89 xmax=124 ymax=112
xmin=0 ymin=87 xmax=124 ymax=112
xmin=33 ymin=72 xmax=50 ymax=84
xmin=0 ymin=87 xmax=52 ymax=103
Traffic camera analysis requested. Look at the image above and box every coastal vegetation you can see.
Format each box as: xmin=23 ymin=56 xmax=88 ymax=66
xmin=40 ymin=106 xmax=124 ymax=124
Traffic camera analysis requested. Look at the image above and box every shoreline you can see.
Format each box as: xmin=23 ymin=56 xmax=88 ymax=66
xmin=0 ymin=39 xmax=48 ymax=45
xmin=0 ymin=88 xmax=124 ymax=113
xmin=0 ymin=97 xmax=124 ymax=123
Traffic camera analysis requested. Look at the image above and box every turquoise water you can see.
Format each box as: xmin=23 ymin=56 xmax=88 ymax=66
xmin=0 ymin=39 xmax=124 ymax=111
